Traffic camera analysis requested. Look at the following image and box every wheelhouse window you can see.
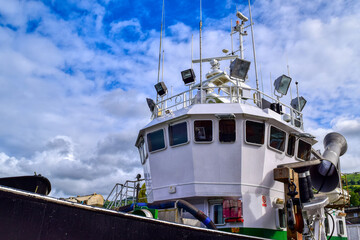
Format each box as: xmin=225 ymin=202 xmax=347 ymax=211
xmin=338 ymin=220 xmax=344 ymax=235
xmin=287 ymin=134 xmax=296 ymax=156
xmin=194 ymin=120 xmax=212 ymax=142
xmin=219 ymin=119 xmax=236 ymax=143
xmin=269 ymin=126 xmax=286 ymax=152
xmin=147 ymin=129 xmax=165 ymax=152
xmin=169 ymin=122 xmax=188 ymax=146
xmin=213 ymin=204 xmax=225 ymax=224
xmin=137 ymin=137 xmax=147 ymax=164
xmin=245 ymin=121 xmax=265 ymax=145
xmin=297 ymin=139 xmax=311 ymax=160
xmin=276 ymin=208 xmax=286 ymax=229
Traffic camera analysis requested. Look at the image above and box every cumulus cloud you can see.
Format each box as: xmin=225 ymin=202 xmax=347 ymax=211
xmin=0 ymin=0 xmax=359 ymax=198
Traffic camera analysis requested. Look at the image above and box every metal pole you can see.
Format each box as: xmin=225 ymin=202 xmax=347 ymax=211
xmin=248 ymin=0 xmax=259 ymax=91
xmin=231 ymin=19 xmax=234 ymax=55
xmin=199 ymin=0 xmax=203 ymax=103
xmin=156 ymin=0 xmax=165 ymax=104
xmin=240 ymin=21 xmax=244 ymax=59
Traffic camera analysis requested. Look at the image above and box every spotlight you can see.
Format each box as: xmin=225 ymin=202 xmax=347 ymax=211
xmin=154 ymin=81 xmax=168 ymax=97
xmin=236 ymin=11 xmax=248 ymax=22
xmin=146 ymin=98 xmax=156 ymax=112
xmin=291 ymin=96 xmax=307 ymax=112
xmin=229 ymin=58 xmax=251 ymax=80
xmin=274 ymin=74 xmax=292 ymax=96
xmin=181 ymin=69 xmax=196 ymax=85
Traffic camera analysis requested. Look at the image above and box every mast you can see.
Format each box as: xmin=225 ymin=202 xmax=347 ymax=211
xmin=156 ymin=0 xmax=165 ymax=104
xmin=248 ymin=0 xmax=259 ymax=91
xmin=199 ymin=0 xmax=203 ymax=103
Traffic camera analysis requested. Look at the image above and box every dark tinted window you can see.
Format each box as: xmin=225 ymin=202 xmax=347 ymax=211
xmin=269 ymin=126 xmax=286 ymax=152
xmin=287 ymin=134 xmax=296 ymax=156
xmin=213 ymin=204 xmax=224 ymax=224
xmin=338 ymin=220 xmax=344 ymax=235
xmin=194 ymin=120 xmax=212 ymax=142
xmin=137 ymin=137 xmax=147 ymax=164
xmin=219 ymin=119 xmax=236 ymax=143
xmin=278 ymin=208 xmax=286 ymax=229
xmin=297 ymin=140 xmax=311 ymax=160
xmin=147 ymin=129 xmax=165 ymax=152
xmin=246 ymin=121 xmax=265 ymax=144
xmin=169 ymin=122 xmax=188 ymax=146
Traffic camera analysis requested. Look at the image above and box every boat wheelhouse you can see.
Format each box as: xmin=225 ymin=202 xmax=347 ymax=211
xmin=131 ymin=8 xmax=350 ymax=239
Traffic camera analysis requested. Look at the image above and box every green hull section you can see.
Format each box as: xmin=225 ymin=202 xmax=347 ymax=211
xmin=219 ymin=227 xmax=348 ymax=240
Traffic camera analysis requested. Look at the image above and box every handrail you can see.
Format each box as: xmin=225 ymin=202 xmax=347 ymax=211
xmin=153 ymin=76 xmax=304 ymax=129
xmin=104 ymin=179 xmax=145 ymax=209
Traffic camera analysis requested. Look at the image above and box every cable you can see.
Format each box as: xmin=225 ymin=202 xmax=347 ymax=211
xmin=325 ymin=210 xmax=335 ymax=240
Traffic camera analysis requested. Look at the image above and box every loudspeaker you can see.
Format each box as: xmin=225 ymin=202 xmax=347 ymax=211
xmin=310 ymin=132 xmax=347 ymax=192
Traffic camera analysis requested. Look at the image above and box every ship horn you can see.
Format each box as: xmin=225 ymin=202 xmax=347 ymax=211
xmin=310 ymin=132 xmax=347 ymax=192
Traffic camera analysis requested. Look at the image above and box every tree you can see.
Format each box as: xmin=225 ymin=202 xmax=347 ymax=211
xmin=350 ymin=191 xmax=360 ymax=206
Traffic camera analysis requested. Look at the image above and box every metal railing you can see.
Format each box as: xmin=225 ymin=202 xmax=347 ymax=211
xmin=104 ymin=178 xmax=145 ymax=210
xmin=154 ymin=72 xmax=304 ymax=129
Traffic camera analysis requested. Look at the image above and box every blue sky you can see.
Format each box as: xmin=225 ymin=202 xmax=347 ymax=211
xmin=0 ymin=0 xmax=359 ymax=197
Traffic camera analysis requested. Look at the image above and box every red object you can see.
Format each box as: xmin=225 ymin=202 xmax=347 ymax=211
xmin=225 ymin=217 xmax=244 ymax=223
xmin=262 ymin=195 xmax=267 ymax=207
xmin=223 ymin=199 xmax=243 ymax=222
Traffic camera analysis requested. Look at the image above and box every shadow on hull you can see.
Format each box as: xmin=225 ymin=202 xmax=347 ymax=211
xmin=0 ymin=186 xmax=267 ymax=240
xmin=0 ymin=175 xmax=51 ymax=195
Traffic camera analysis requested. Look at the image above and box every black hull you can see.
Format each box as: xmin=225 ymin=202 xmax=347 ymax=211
xmin=0 ymin=186 xmax=266 ymax=240
xmin=0 ymin=175 xmax=51 ymax=195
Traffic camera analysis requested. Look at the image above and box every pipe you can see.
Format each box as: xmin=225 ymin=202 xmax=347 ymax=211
xmin=118 ymin=200 xmax=217 ymax=230
xmin=310 ymin=132 xmax=347 ymax=192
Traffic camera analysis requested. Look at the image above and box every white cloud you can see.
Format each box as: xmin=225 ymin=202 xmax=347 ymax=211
xmin=0 ymin=0 xmax=360 ymax=198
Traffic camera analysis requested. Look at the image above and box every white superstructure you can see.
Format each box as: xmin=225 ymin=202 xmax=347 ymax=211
xmin=132 ymin=9 xmax=349 ymax=240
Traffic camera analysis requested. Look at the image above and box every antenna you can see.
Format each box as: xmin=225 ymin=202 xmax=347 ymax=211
xmin=230 ymin=19 xmax=234 ymax=55
xmin=156 ymin=0 xmax=165 ymax=104
xmin=191 ymin=34 xmax=193 ymax=69
xmin=286 ymin=54 xmax=293 ymax=101
xmin=248 ymin=0 xmax=259 ymax=91
xmin=161 ymin=50 xmax=165 ymax=82
xmin=199 ymin=0 xmax=203 ymax=103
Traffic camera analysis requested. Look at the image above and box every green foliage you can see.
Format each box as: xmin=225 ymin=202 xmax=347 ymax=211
xmin=350 ymin=191 xmax=360 ymax=206
xmin=344 ymin=173 xmax=360 ymax=206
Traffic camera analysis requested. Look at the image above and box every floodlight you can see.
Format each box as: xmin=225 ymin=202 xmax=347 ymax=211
xmin=274 ymin=74 xmax=292 ymax=96
xmin=181 ymin=69 xmax=196 ymax=85
xmin=291 ymin=96 xmax=307 ymax=112
xmin=154 ymin=81 xmax=167 ymax=97
xmin=236 ymin=11 xmax=248 ymax=22
xmin=146 ymin=98 xmax=156 ymax=112
xmin=229 ymin=58 xmax=251 ymax=80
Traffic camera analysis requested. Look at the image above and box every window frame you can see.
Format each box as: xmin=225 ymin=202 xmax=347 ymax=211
xmin=296 ymin=139 xmax=312 ymax=161
xmin=209 ymin=199 xmax=226 ymax=226
xmin=137 ymin=136 xmax=148 ymax=165
xmin=286 ymin=134 xmax=296 ymax=157
xmin=268 ymin=125 xmax=287 ymax=153
xmin=337 ymin=220 xmax=345 ymax=236
xmin=244 ymin=120 xmax=265 ymax=146
xmin=168 ymin=121 xmax=189 ymax=147
xmin=219 ymin=119 xmax=236 ymax=143
xmin=193 ymin=119 xmax=214 ymax=143
xmin=147 ymin=128 xmax=167 ymax=153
